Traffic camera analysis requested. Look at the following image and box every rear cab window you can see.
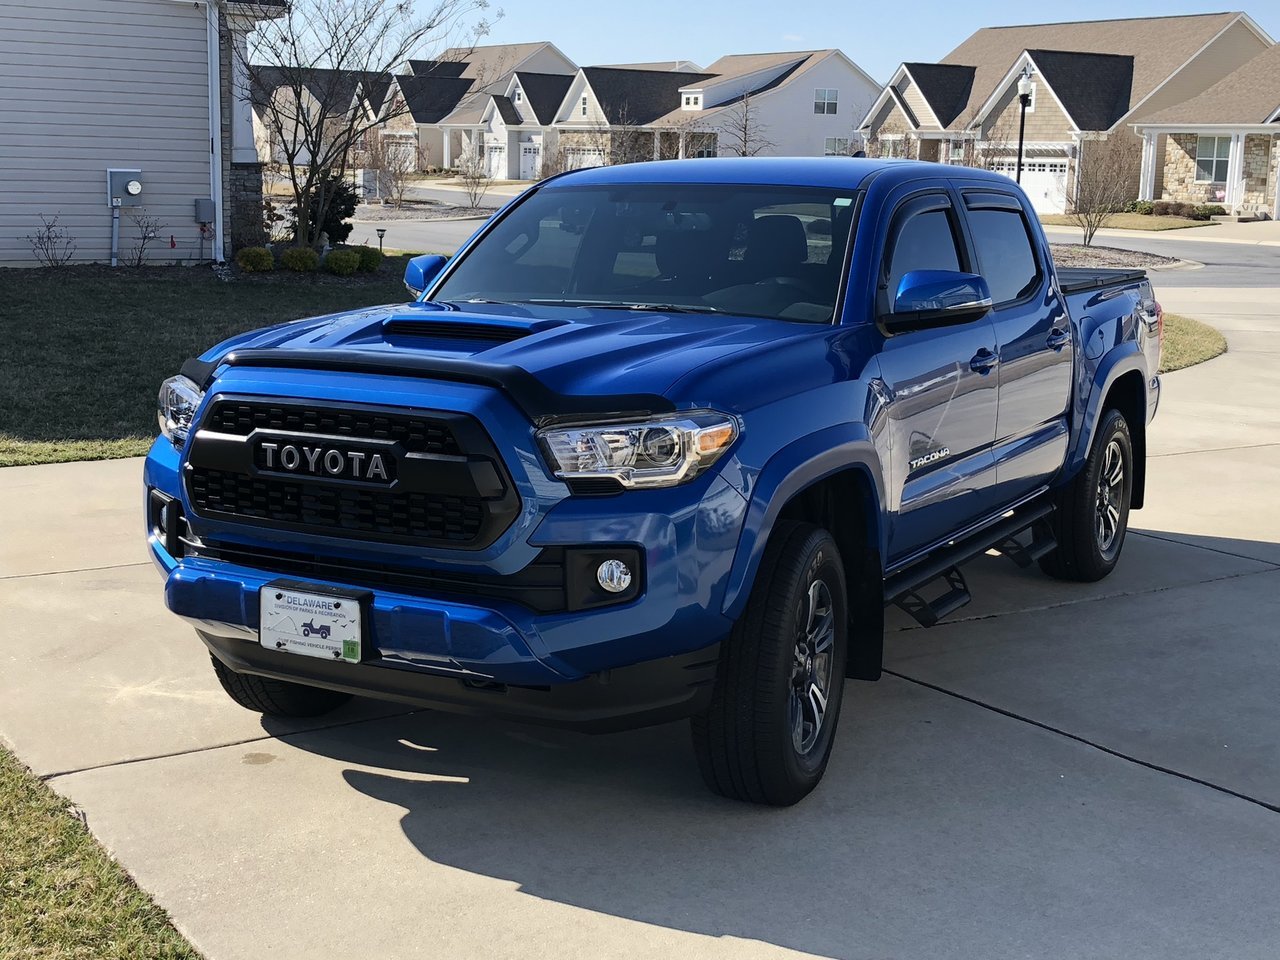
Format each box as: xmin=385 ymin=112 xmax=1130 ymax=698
xmin=961 ymin=191 xmax=1043 ymax=305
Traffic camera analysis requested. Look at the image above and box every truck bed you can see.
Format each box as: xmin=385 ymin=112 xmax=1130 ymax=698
xmin=1057 ymin=267 xmax=1148 ymax=295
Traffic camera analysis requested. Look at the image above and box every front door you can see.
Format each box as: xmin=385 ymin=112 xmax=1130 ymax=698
xmin=520 ymin=144 xmax=541 ymax=180
xmin=874 ymin=189 xmax=1000 ymax=563
xmin=960 ymin=189 xmax=1073 ymax=503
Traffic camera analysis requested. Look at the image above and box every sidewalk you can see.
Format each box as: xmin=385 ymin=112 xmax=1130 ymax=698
xmin=1044 ymin=218 xmax=1280 ymax=246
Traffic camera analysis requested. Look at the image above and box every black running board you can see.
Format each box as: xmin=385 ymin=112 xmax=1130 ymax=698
xmin=885 ymin=501 xmax=1054 ymax=628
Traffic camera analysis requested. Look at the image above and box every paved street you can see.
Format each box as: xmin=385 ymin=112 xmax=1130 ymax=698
xmin=2 ymin=242 xmax=1279 ymax=958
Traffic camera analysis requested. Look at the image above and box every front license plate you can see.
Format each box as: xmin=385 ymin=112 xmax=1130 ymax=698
xmin=259 ymin=585 xmax=362 ymax=663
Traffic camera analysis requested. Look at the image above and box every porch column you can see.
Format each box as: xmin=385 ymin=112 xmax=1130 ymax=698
xmin=1138 ymin=132 xmax=1156 ymax=201
xmin=227 ymin=23 xmax=257 ymax=164
xmin=653 ymin=133 xmax=660 ymax=161
xmin=678 ymin=131 xmax=685 ymax=160
xmin=442 ymin=131 xmax=452 ymax=168
xmin=1225 ymin=133 xmax=1246 ymax=209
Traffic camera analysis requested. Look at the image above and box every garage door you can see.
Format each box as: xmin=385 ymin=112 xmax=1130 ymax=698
xmin=487 ymin=145 xmax=506 ymax=179
xmin=990 ymin=160 xmax=1068 ymax=214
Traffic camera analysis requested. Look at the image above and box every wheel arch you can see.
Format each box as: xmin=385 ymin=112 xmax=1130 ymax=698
xmin=721 ymin=427 xmax=886 ymax=680
xmin=1101 ymin=369 xmax=1148 ymax=509
xmin=1067 ymin=345 xmax=1149 ymax=508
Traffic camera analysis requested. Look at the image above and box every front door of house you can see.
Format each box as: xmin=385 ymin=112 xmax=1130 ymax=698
xmin=520 ymin=144 xmax=540 ymax=180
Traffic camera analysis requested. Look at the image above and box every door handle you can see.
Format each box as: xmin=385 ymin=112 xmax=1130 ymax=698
xmin=969 ymin=348 xmax=999 ymax=374
xmin=1046 ymin=327 xmax=1071 ymax=350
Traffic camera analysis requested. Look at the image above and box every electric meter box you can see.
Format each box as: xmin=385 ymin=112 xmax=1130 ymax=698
xmin=194 ymin=198 xmax=216 ymax=223
xmin=107 ymin=169 xmax=144 ymax=207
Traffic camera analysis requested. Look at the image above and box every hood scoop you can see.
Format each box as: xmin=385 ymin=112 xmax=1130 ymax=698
xmin=381 ymin=313 xmax=568 ymax=347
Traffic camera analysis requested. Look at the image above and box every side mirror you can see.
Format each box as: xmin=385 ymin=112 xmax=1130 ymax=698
xmin=403 ymin=254 xmax=449 ymax=298
xmin=884 ymin=270 xmax=992 ymax=334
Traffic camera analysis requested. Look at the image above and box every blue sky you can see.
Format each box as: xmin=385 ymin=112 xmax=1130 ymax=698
xmin=454 ymin=1 xmax=1279 ymax=84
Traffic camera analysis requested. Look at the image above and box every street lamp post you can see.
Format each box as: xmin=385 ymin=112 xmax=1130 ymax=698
xmin=376 ymin=228 xmax=386 ymax=253
xmin=1015 ymin=71 xmax=1033 ymax=184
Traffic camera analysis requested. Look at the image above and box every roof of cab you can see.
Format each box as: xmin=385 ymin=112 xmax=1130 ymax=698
xmin=541 ymin=156 xmax=1015 ymax=192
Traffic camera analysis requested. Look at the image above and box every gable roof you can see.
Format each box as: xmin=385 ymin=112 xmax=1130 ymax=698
xmin=1027 ymin=49 xmax=1134 ymax=130
xmin=248 ymin=65 xmax=384 ymax=117
xmin=581 ymin=67 xmax=717 ymax=125
xmin=419 ymin=41 xmax=577 ymax=125
xmin=1135 ymin=41 xmax=1280 ymax=125
xmin=489 ymin=94 xmax=522 ymax=126
xmin=513 ymin=71 xmax=575 ymax=125
xmin=938 ymin=12 xmax=1247 ymax=130
xmin=902 ymin=62 xmax=975 ymax=127
xmin=394 ymin=73 xmax=474 ymax=123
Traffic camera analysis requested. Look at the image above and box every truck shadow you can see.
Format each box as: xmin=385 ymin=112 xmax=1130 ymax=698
xmin=260 ymin=611 xmax=1277 ymax=960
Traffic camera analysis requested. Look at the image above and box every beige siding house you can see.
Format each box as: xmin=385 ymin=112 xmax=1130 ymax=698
xmin=0 ymin=0 xmax=273 ymax=266
xmin=858 ymin=13 xmax=1273 ymax=214
xmin=1133 ymin=43 xmax=1280 ymax=218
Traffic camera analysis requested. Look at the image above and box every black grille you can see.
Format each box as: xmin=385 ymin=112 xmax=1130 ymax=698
xmin=206 ymin=402 xmax=461 ymax=455
xmin=192 ymin=542 xmax=569 ymax=613
xmin=189 ymin=469 xmax=485 ymax=543
xmin=185 ymin=400 xmax=520 ymax=549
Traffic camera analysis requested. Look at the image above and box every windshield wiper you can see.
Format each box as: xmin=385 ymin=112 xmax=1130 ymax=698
xmin=523 ymin=299 xmax=720 ymax=314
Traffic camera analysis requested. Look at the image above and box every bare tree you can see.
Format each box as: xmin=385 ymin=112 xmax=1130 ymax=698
xmin=456 ymin=148 xmax=490 ymax=208
xmin=364 ymin=134 xmax=417 ymax=207
xmin=127 ymin=212 xmax=164 ymax=267
xmin=1069 ymin=136 xmax=1142 ymax=246
xmin=240 ymin=0 xmax=490 ymax=246
xmin=719 ymin=93 xmax=773 ymax=157
xmin=24 ymin=214 xmax=77 ymax=267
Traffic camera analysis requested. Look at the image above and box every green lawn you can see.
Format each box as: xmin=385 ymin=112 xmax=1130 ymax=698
xmin=1039 ymin=213 xmax=1219 ymax=231
xmin=1160 ymin=313 xmax=1227 ymax=373
xmin=0 ymin=258 xmax=418 ymax=467
xmin=0 ymin=746 xmax=199 ymax=959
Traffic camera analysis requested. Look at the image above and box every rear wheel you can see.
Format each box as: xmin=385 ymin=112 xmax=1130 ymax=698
xmin=1040 ymin=408 xmax=1134 ymax=582
xmin=691 ymin=521 xmax=848 ymax=806
xmin=211 ymin=655 xmax=352 ymax=718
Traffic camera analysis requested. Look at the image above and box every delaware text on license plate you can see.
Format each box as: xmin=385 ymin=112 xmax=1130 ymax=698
xmin=259 ymin=586 xmax=362 ymax=662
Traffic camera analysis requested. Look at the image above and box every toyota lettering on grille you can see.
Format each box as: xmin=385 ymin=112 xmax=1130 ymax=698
xmin=256 ymin=441 xmax=394 ymax=484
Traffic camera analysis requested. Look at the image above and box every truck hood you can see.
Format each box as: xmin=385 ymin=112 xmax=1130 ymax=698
xmin=199 ymin=300 xmax=829 ymax=412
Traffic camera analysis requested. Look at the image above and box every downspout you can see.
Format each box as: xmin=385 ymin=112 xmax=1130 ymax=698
xmin=204 ymin=1 xmax=226 ymax=262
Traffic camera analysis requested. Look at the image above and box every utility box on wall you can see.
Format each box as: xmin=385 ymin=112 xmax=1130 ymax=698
xmin=107 ymin=168 xmax=144 ymax=207
xmin=194 ymin=198 xmax=216 ymax=223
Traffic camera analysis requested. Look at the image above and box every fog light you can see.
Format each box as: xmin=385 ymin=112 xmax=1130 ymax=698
xmin=596 ymin=559 xmax=632 ymax=593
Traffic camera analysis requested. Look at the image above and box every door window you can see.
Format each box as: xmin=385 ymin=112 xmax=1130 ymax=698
xmin=884 ymin=204 xmax=962 ymax=302
xmin=965 ymin=205 xmax=1040 ymax=305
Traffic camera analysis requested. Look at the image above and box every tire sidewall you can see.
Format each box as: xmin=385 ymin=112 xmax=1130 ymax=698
xmin=773 ymin=533 xmax=848 ymax=784
xmin=1083 ymin=410 xmax=1133 ymax=573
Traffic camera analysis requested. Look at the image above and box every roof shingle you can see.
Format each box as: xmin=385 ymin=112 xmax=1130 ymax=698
xmin=1027 ymin=49 xmax=1133 ymax=130
xmin=1135 ymin=41 xmax=1280 ymax=125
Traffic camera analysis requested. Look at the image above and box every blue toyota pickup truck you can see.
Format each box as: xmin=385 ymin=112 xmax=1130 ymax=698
xmin=146 ymin=158 xmax=1161 ymax=805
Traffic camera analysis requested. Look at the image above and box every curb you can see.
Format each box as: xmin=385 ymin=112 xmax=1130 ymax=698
xmin=1150 ymin=258 xmax=1204 ymax=272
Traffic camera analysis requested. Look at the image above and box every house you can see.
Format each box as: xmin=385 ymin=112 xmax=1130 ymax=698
xmin=250 ymin=66 xmax=393 ymax=168
xmin=653 ymin=50 xmax=882 ymax=160
xmin=0 ymin=0 xmax=280 ymax=265
xmin=859 ymin=13 xmax=1273 ymax=214
xmin=466 ymin=50 xmax=880 ymax=179
xmin=1132 ymin=42 xmax=1280 ymax=218
xmin=422 ymin=41 xmax=578 ymax=170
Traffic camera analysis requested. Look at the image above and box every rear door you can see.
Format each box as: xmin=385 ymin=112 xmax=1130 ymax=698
xmin=959 ymin=189 xmax=1073 ymax=504
xmin=874 ymin=188 xmax=1000 ymax=563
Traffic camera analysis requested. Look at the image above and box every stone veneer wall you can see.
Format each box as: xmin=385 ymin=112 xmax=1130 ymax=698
xmin=1241 ymin=134 xmax=1275 ymax=210
xmin=1160 ymin=134 xmax=1222 ymax=204
xmin=219 ymin=15 xmax=265 ymax=255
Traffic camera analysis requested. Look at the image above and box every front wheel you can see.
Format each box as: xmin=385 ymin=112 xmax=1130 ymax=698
xmin=1040 ymin=408 xmax=1134 ymax=582
xmin=211 ymin=655 xmax=352 ymax=718
xmin=691 ymin=521 xmax=848 ymax=806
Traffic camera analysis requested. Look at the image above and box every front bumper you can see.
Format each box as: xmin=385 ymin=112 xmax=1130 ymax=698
xmin=146 ymin=421 xmax=746 ymax=729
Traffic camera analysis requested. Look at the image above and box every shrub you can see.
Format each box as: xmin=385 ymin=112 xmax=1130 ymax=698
xmin=1124 ymin=199 xmax=1155 ymax=215
xmin=235 ymin=246 xmax=274 ymax=272
xmin=279 ymin=246 xmax=320 ymax=272
xmin=1151 ymin=200 xmax=1171 ymax=216
xmin=292 ymin=175 xmax=359 ymax=245
xmin=1200 ymin=204 xmax=1227 ymax=217
xmin=351 ymin=245 xmax=383 ymax=273
xmin=324 ymin=249 xmax=361 ymax=276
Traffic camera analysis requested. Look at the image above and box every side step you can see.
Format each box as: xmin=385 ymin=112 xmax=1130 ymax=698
xmin=885 ymin=502 xmax=1054 ymax=628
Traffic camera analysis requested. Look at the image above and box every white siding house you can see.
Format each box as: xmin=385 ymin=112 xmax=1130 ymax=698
xmin=0 ymin=0 xmax=271 ymax=265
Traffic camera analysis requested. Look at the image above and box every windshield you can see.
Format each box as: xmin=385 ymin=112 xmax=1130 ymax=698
xmin=432 ymin=183 xmax=860 ymax=323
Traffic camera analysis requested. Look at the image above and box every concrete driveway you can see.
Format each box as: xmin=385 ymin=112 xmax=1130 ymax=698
xmin=2 ymin=254 xmax=1279 ymax=958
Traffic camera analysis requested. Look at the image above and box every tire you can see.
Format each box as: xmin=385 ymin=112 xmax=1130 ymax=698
xmin=691 ymin=521 xmax=848 ymax=806
xmin=1040 ymin=408 xmax=1134 ymax=582
xmin=211 ymin=655 xmax=352 ymax=718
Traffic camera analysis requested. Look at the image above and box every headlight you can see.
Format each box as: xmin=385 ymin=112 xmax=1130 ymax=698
xmin=538 ymin=412 xmax=739 ymax=489
xmin=157 ymin=375 xmax=204 ymax=445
